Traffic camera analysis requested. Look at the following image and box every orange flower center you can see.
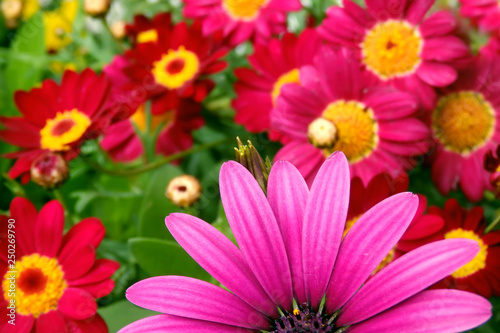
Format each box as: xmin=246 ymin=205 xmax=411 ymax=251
xmin=271 ymin=68 xmax=300 ymax=105
xmin=316 ymin=100 xmax=378 ymax=163
xmin=40 ymin=109 xmax=91 ymax=151
xmin=433 ymin=91 xmax=495 ymax=155
xmin=222 ymin=0 xmax=267 ymax=20
xmin=2 ymin=254 xmax=67 ymax=317
xmin=444 ymin=228 xmax=488 ymax=278
xmin=130 ymin=104 xmax=175 ymax=133
xmin=152 ymin=46 xmax=200 ymax=90
xmin=361 ymin=20 xmax=422 ymax=79
xmin=137 ymin=29 xmax=158 ymax=44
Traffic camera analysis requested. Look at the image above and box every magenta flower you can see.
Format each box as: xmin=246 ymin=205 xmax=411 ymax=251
xmin=120 ymin=152 xmax=490 ymax=332
xmin=460 ymin=0 xmax=500 ymax=34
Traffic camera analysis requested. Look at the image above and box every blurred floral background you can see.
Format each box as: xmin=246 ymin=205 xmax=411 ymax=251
xmin=1 ymin=0 xmax=500 ymax=332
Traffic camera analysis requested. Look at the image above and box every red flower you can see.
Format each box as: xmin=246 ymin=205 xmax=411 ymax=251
xmin=0 ymin=69 xmax=115 ymax=183
xmin=398 ymin=198 xmax=500 ymax=298
xmin=0 ymin=198 xmax=119 ymax=332
xmin=121 ymin=14 xmax=228 ymax=113
xmin=232 ymin=29 xmax=322 ymax=142
xmin=125 ymin=13 xmax=172 ymax=46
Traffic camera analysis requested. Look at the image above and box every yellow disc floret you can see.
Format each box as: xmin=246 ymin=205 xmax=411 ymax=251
xmin=40 ymin=109 xmax=91 ymax=151
xmin=137 ymin=29 xmax=158 ymax=44
xmin=130 ymin=104 xmax=175 ymax=133
xmin=223 ymin=0 xmax=267 ymax=20
xmin=152 ymin=46 xmax=200 ymax=90
xmin=3 ymin=254 xmax=67 ymax=317
xmin=433 ymin=91 xmax=495 ymax=155
xmin=321 ymin=100 xmax=378 ymax=163
xmin=444 ymin=228 xmax=488 ymax=278
xmin=272 ymin=68 xmax=300 ymax=105
xmin=362 ymin=20 xmax=423 ymax=80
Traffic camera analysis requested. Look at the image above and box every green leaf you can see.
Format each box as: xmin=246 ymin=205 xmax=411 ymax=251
xmin=129 ymin=237 xmax=211 ymax=281
xmin=98 ymin=300 xmax=158 ymax=333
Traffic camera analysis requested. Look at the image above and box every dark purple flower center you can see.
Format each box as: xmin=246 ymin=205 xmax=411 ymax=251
xmin=270 ymin=306 xmax=343 ymax=333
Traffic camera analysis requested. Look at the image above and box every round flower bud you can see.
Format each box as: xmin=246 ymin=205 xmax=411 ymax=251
xmin=1 ymin=0 xmax=22 ymax=21
xmin=307 ymin=117 xmax=338 ymax=148
xmin=30 ymin=152 xmax=69 ymax=189
xmin=166 ymin=175 xmax=202 ymax=207
xmin=84 ymin=0 xmax=111 ymax=17
xmin=110 ymin=20 xmax=126 ymax=39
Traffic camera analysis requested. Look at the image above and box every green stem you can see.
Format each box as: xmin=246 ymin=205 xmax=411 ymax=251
xmin=100 ymin=17 xmax=125 ymax=53
xmin=53 ymin=188 xmax=75 ymax=226
xmin=485 ymin=211 xmax=500 ymax=233
xmin=82 ymin=138 xmax=230 ymax=176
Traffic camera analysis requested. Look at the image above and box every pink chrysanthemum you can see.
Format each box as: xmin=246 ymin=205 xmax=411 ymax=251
xmin=429 ymin=53 xmax=500 ymax=202
xmin=318 ymin=0 xmax=471 ymax=110
xmin=233 ymin=29 xmax=322 ymax=142
xmin=119 ymin=152 xmax=490 ymax=332
xmin=271 ymin=48 xmax=430 ymax=185
xmin=460 ymin=0 xmax=500 ymax=34
xmin=182 ymin=0 xmax=302 ymax=46
xmin=0 ymin=198 xmax=119 ymax=332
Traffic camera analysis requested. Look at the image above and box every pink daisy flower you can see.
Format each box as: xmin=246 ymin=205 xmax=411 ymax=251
xmin=233 ymin=29 xmax=322 ymax=142
xmin=182 ymin=0 xmax=302 ymax=46
xmin=318 ymin=0 xmax=471 ymax=110
xmin=271 ymin=48 xmax=430 ymax=185
xmin=0 ymin=198 xmax=119 ymax=332
xmin=119 ymin=152 xmax=491 ymax=332
xmin=430 ymin=53 xmax=500 ymax=202
xmin=460 ymin=0 xmax=500 ymax=34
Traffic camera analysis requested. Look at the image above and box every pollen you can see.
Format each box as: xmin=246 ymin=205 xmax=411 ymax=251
xmin=137 ymin=29 xmax=158 ymax=44
xmin=40 ymin=109 xmax=91 ymax=151
xmin=2 ymin=254 xmax=67 ymax=317
xmin=444 ymin=228 xmax=488 ymax=278
xmin=321 ymin=100 xmax=378 ymax=163
xmin=222 ymin=0 xmax=267 ymax=20
xmin=361 ymin=20 xmax=422 ymax=80
xmin=272 ymin=68 xmax=300 ymax=105
xmin=152 ymin=46 xmax=200 ymax=90
xmin=433 ymin=91 xmax=495 ymax=155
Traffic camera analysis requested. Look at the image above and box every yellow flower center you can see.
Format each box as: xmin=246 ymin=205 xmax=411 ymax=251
xmin=444 ymin=228 xmax=488 ymax=278
xmin=137 ymin=29 xmax=158 ymax=44
xmin=271 ymin=68 xmax=300 ymax=105
xmin=2 ymin=254 xmax=67 ymax=318
xmin=130 ymin=104 xmax=175 ymax=133
xmin=320 ymin=100 xmax=378 ymax=163
xmin=152 ymin=46 xmax=200 ymax=90
xmin=222 ymin=0 xmax=267 ymax=20
xmin=433 ymin=91 xmax=495 ymax=155
xmin=40 ymin=109 xmax=91 ymax=151
xmin=361 ymin=20 xmax=423 ymax=80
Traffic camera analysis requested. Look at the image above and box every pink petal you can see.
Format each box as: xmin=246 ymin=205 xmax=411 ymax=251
xmin=165 ymin=213 xmax=277 ymax=317
xmin=419 ymin=11 xmax=458 ymax=38
xmin=460 ymin=155 xmax=487 ymax=202
xmin=35 ymin=310 xmax=67 ymax=332
xmin=416 ymin=62 xmax=457 ymax=87
xmin=58 ymin=287 xmax=97 ymax=320
xmin=337 ymin=238 xmax=480 ymax=325
xmin=267 ymin=161 xmax=309 ymax=304
xmin=274 ymin=142 xmax=325 ymax=185
xmin=126 ymin=276 xmax=269 ymax=330
xmin=302 ymin=152 xmax=350 ymax=309
xmin=405 ymin=0 xmax=435 ymax=24
xmin=219 ymin=161 xmax=293 ymax=309
xmin=119 ymin=314 xmax=255 ymax=333
xmin=35 ymin=200 xmax=64 ymax=257
xmin=348 ymin=290 xmax=491 ymax=333
xmin=326 ymin=192 xmax=419 ymax=313
xmin=422 ymin=36 xmax=470 ymax=62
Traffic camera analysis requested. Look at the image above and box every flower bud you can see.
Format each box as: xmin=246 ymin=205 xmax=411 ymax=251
xmin=31 ymin=152 xmax=69 ymax=189
xmin=1 ymin=0 xmax=22 ymax=21
xmin=84 ymin=0 xmax=110 ymax=17
xmin=234 ymin=137 xmax=271 ymax=194
xmin=166 ymin=175 xmax=202 ymax=207
xmin=307 ymin=117 xmax=337 ymax=149
xmin=110 ymin=20 xmax=126 ymax=39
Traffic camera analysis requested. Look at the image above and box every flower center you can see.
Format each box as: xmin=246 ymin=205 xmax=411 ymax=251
xmin=2 ymin=254 xmax=67 ymax=317
xmin=433 ymin=91 xmax=495 ymax=155
xmin=130 ymin=104 xmax=175 ymax=133
xmin=270 ymin=306 xmax=340 ymax=333
xmin=444 ymin=228 xmax=488 ymax=278
xmin=319 ymin=100 xmax=378 ymax=163
xmin=361 ymin=20 xmax=422 ymax=80
xmin=272 ymin=68 xmax=300 ymax=105
xmin=222 ymin=0 xmax=267 ymax=20
xmin=152 ymin=46 xmax=200 ymax=90
xmin=40 ymin=109 xmax=91 ymax=151
xmin=137 ymin=29 xmax=158 ymax=44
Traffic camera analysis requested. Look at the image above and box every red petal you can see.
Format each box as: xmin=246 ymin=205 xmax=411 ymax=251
xmin=58 ymin=218 xmax=105 ymax=263
xmin=35 ymin=200 xmax=64 ymax=257
xmin=58 ymin=288 xmax=97 ymax=320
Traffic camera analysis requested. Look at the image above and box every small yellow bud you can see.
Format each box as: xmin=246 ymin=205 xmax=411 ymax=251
xmin=1 ymin=0 xmax=22 ymax=21
xmin=84 ymin=0 xmax=111 ymax=17
xmin=307 ymin=117 xmax=337 ymax=149
xmin=166 ymin=175 xmax=202 ymax=207
xmin=110 ymin=20 xmax=126 ymax=39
